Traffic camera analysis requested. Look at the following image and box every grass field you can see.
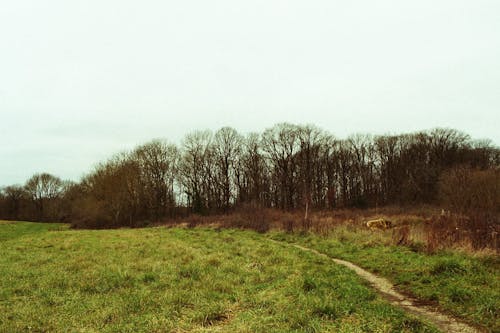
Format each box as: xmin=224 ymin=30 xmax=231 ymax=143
xmin=0 ymin=222 xmax=440 ymax=332
xmin=270 ymin=227 xmax=499 ymax=332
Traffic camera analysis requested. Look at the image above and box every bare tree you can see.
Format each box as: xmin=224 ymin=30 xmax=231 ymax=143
xmin=24 ymin=173 xmax=63 ymax=221
xmin=239 ymin=133 xmax=269 ymax=205
xmin=213 ymin=127 xmax=244 ymax=211
xmin=347 ymin=134 xmax=377 ymax=207
xmin=2 ymin=123 xmax=498 ymax=228
xmin=179 ymin=130 xmax=214 ymax=213
xmin=296 ymin=125 xmax=327 ymax=217
xmin=319 ymin=135 xmax=339 ymax=208
xmin=0 ymin=185 xmax=27 ymax=220
xmin=133 ymin=140 xmax=179 ymax=219
xmin=261 ymin=123 xmax=301 ymax=209
xmin=80 ymin=154 xmax=143 ymax=227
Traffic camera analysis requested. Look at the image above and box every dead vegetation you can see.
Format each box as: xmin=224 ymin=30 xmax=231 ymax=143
xmin=160 ymin=204 xmax=498 ymax=254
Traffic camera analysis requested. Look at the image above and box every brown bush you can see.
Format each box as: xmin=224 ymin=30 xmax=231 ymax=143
xmin=223 ymin=203 xmax=271 ymax=233
xmin=392 ymin=225 xmax=411 ymax=246
xmin=301 ymin=216 xmax=312 ymax=231
xmin=466 ymin=212 xmax=499 ymax=251
xmin=439 ymin=166 xmax=499 ymax=213
xmin=282 ymin=218 xmax=295 ymax=233
xmin=423 ymin=213 xmax=499 ymax=253
xmin=437 ymin=166 xmax=499 ymax=251
xmin=186 ymin=214 xmax=203 ymax=228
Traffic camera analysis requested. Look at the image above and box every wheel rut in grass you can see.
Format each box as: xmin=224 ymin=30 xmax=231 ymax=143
xmin=271 ymin=240 xmax=480 ymax=333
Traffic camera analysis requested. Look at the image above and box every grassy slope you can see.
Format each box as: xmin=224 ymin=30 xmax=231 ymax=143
xmin=0 ymin=222 xmax=438 ymax=333
xmin=269 ymin=228 xmax=499 ymax=332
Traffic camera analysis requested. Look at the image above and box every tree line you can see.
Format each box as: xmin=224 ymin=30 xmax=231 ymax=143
xmin=1 ymin=123 xmax=498 ymax=228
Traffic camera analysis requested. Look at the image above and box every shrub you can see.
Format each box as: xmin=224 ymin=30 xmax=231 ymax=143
xmin=392 ymin=225 xmax=411 ymax=246
xmin=225 ymin=203 xmax=270 ymax=233
xmin=437 ymin=166 xmax=499 ymax=251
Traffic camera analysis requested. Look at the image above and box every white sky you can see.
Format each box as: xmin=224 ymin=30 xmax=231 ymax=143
xmin=1 ymin=0 xmax=499 ymax=186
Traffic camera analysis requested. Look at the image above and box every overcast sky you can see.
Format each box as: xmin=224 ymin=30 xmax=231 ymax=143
xmin=1 ymin=0 xmax=499 ymax=186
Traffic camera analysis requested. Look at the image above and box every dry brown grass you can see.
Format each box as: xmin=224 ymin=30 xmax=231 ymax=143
xmin=159 ymin=205 xmax=498 ymax=254
xmin=423 ymin=214 xmax=499 ymax=253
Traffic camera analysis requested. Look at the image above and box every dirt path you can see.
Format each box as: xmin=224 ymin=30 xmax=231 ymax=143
xmin=271 ymin=240 xmax=480 ymax=333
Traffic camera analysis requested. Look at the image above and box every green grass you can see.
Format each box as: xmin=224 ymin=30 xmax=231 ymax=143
xmin=269 ymin=228 xmax=499 ymax=332
xmin=0 ymin=222 xmax=438 ymax=332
